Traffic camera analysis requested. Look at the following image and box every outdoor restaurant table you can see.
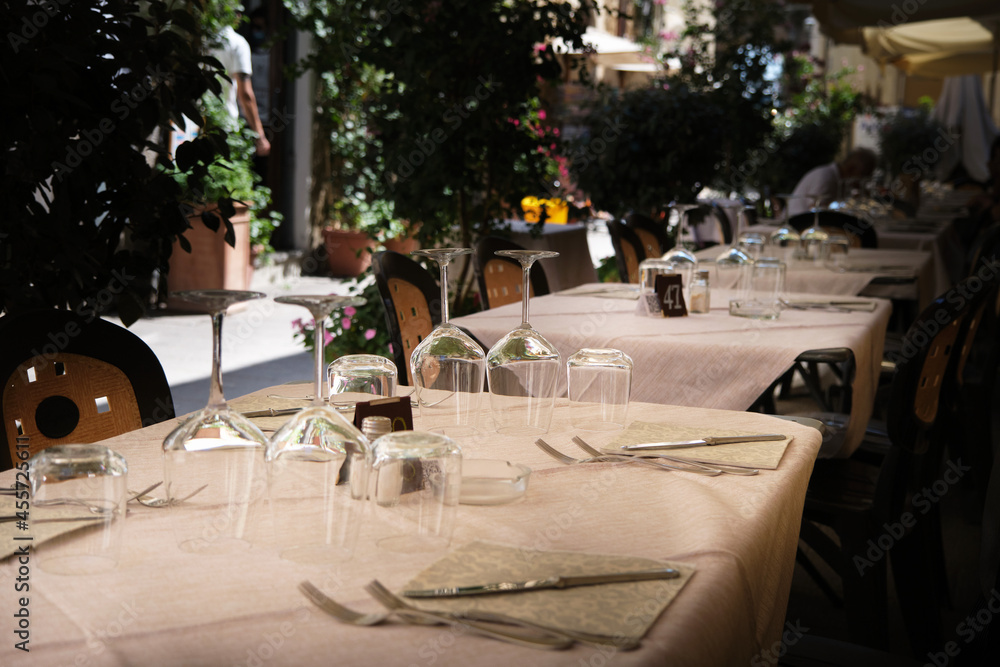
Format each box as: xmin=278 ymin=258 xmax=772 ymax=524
xmin=0 ymin=387 xmax=822 ymax=667
xmin=696 ymin=246 xmax=936 ymax=309
xmin=505 ymin=220 xmax=599 ymax=292
xmin=451 ymin=285 xmax=891 ymax=458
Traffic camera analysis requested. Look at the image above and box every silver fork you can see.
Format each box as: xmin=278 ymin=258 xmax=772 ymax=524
xmin=299 ymin=581 xmax=434 ymax=626
xmin=572 ymin=436 xmax=760 ymax=477
xmin=535 ymin=438 xmax=722 ymax=476
xmin=364 ymin=580 xmax=573 ymax=650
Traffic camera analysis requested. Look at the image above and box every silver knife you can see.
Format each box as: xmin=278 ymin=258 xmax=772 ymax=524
xmin=240 ymin=407 xmax=304 ymax=418
xmin=621 ymin=434 xmax=785 ymax=451
xmin=401 ymin=567 xmax=680 ymax=598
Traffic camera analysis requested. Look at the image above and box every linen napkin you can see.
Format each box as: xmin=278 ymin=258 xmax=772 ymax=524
xmin=603 ymin=421 xmax=793 ymax=470
xmin=402 ymin=540 xmax=694 ymax=643
xmin=0 ymin=493 xmax=107 ymax=561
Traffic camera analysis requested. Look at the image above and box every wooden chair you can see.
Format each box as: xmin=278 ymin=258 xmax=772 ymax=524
xmin=372 ymin=251 xmax=440 ymax=387
xmin=606 ymin=221 xmax=648 ymax=284
xmin=796 ymin=274 xmax=992 ymax=653
xmin=474 ymin=236 xmax=550 ymax=310
xmin=788 ymin=210 xmax=878 ymax=248
xmin=687 ymin=203 xmax=733 ymax=248
xmin=0 ymin=309 xmax=175 ymax=471
xmin=625 ymin=213 xmax=671 ymax=257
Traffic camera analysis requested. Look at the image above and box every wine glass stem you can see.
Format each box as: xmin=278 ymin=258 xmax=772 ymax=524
xmin=520 ymin=261 xmax=531 ymax=327
xmin=312 ymin=314 xmax=327 ymax=407
xmin=733 ymin=210 xmax=743 ymax=247
xmin=439 ymin=260 xmax=450 ymax=324
xmin=208 ymin=310 xmax=225 ymax=409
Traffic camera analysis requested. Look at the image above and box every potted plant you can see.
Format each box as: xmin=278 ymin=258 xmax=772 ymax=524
xmin=0 ymin=0 xmax=234 ymax=325
xmin=167 ymin=4 xmax=282 ymax=297
xmin=878 ymin=103 xmax=943 ymax=207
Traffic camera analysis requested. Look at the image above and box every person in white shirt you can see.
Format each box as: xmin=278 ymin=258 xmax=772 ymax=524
xmin=211 ymin=25 xmax=270 ymax=157
xmin=787 ymin=148 xmax=876 ymax=216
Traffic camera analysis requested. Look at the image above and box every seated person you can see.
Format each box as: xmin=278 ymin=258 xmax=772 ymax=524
xmin=787 ymin=148 xmax=877 ymax=216
xmin=957 ymin=135 xmax=1000 ymax=246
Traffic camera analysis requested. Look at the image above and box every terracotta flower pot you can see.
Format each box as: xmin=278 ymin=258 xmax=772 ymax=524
xmin=167 ymin=204 xmax=253 ymax=306
xmin=383 ymin=236 xmax=420 ymax=255
xmin=323 ymin=227 xmax=376 ymax=277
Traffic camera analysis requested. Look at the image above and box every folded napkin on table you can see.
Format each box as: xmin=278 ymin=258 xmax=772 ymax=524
xmin=603 ymin=421 xmax=793 ymax=470
xmin=402 ymin=540 xmax=695 ymax=643
xmin=558 ymin=284 xmax=640 ymax=300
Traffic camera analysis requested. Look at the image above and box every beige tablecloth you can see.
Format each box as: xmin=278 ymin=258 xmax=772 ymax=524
xmin=453 ymin=286 xmax=891 ymax=457
xmin=0 ymin=392 xmax=822 ymax=667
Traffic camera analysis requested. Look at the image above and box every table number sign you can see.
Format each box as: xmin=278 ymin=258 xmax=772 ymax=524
xmin=655 ymin=274 xmax=688 ymax=317
xmin=353 ymin=396 xmax=413 ymax=432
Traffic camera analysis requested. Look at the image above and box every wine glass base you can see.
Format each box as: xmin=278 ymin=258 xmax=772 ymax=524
xmin=573 ymin=421 xmax=625 ymax=432
xmin=494 ymin=423 xmax=549 ymax=436
xmin=38 ymin=554 xmax=118 ymax=575
xmin=427 ymin=424 xmax=480 ymax=438
xmin=178 ymin=536 xmax=251 ymax=555
xmin=376 ymin=534 xmax=450 ymax=554
xmin=279 ymin=544 xmax=353 ymax=565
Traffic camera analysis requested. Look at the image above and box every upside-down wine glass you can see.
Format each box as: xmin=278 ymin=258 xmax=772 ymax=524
xmin=715 ymin=203 xmax=753 ymax=270
xmin=410 ymin=248 xmax=486 ymax=437
xmin=662 ymin=202 xmax=699 ymax=295
xmin=486 ymin=250 xmax=561 ymax=435
xmin=801 ymin=194 xmax=830 ymax=261
xmin=769 ymin=194 xmax=802 ymax=264
xmin=162 ymin=289 xmax=268 ymax=555
xmin=265 ymin=294 xmax=372 ymax=564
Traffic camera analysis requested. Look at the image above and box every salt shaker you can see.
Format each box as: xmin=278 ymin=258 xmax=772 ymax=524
xmin=361 ymin=415 xmax=392 ymax=443
xmin=689 ymin=269 xmax=710 ymax=314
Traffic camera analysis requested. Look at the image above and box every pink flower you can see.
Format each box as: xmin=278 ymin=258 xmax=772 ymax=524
xmin=291 ymin=318 xmax=303 ymax=330
xmin=323 ymin=330 xmax=334 ymax=345
xmin=659 ymin=30 xmax=679 ymax=41
xmin=341 ymin=317 xmax=352 ymax=329
xmin=513 ymin=119 xmax=520 ymax=126
xmin=364 ymin=329 xmax=377 ymax=340
xmin=538 ymin=110 xmax=547 ymax=120
xmin=344 ymin=306 xmax=356 ymax=317
xmin=388 ymin=342 xmax=394 ymax=353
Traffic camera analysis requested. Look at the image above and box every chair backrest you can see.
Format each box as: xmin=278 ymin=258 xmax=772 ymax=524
xmin=788 ymin=210 xmax=878 ymax=248
xmin=474 ymin=236 xmax=551 ymax=310
xmin=0 ymin=309 xmax=175 ymax=470
xmin=605 ymin=221 xmax=647 ymax=284
xmin=625 ymin=213 xmax=671 ymax=257
xmin=688 ymin=203 xmax=733 ymax=248
xmin=371 ymin=251 xmax=442 ymax=386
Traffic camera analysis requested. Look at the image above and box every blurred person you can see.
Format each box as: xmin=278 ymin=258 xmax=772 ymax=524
xmin=956 ymin=136 xmax=1000 ymax=249
xmin=212 ymin=21 xmax=270 ymax=157
xmin=787 ymin=148 xmax=877 ymax=216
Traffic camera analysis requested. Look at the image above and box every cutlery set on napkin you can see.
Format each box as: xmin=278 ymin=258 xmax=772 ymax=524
xmin=301 ymin=541 xmax=694 ymax=650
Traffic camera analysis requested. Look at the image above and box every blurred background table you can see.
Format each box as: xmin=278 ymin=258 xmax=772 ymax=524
xmin=452 ymin=286 xmax=891 ymax=458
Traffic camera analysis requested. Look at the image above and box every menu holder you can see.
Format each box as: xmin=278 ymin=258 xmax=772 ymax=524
xmin=352 ymin=396 xmax=413 ymax=432
xmin=654 ymin=274 xmax=687 ymax=317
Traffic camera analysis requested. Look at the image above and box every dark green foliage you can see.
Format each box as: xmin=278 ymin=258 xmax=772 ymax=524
xmin=0 ymin=0 xmax=231 ymax=325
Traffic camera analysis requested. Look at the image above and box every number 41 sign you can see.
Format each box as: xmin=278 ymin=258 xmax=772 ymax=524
xmin=654 ymin=274 xmax=688 ymax=317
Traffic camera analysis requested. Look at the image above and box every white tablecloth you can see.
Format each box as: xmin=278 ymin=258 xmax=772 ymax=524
xmin=0 ymin=390 xmax=822 ymax=667
xmin=452 ymin=287 xmax=891 ymax=457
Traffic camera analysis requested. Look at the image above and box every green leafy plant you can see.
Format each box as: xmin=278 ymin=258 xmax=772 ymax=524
xmin=570 ymin=83 xmax=727 ymax=218
xmin=172 ymin=94 xmax=282 ymax=257
xmin=0 ymin=0 xmax=234 ymax=325
xmin=291 ymin=277 xmax=392 ymax=365
xmin=877 ymin=103 xmax=944 ymax=181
